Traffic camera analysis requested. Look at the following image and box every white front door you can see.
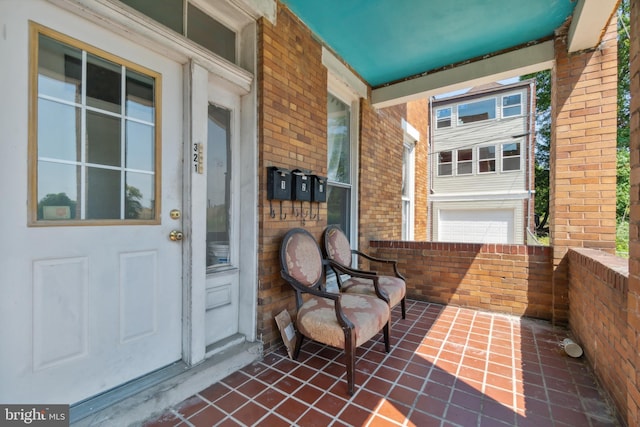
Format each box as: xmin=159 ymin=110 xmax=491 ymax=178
xmin=0 ymin=10 xmax=184 ymax=404
xmin=203 ymin=81 xmax=241 ymax=348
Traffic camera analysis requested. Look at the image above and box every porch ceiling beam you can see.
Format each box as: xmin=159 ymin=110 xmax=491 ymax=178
xmin=568 ymin=0 xmax=619 ymax=53
xmin=371 ymin=41 xmax=554 ymax=109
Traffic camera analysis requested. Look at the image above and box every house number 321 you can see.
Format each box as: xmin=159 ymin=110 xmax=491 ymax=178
xmin=193 ymin=143 xmax=204 ymax=174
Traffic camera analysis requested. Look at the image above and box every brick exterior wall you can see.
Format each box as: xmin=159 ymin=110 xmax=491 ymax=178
xmin=408 ymin=100 xmax=430 ymax=240
xmin=358 ymin=102 xmax=406 ymax=249
xmin=628 ymin=0 xmax=640 ymax=423
xmin=257 ymin=4 xmax=329 ymax=350
xmin=369 ymin=241 xmax=554 ymax=319
xmin=568 ymin=249 xmax=629 ymax=426
xmin=256 ymin=3 xmax=430 ymax=351
xmin=550 ymin=18 xmax=618 ymax=324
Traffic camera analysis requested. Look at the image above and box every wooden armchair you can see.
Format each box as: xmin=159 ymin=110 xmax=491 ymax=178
xmin=280 ymin=228 xmax=391 ymax=395
xmin=323 ymin=225 xmax=407 ymax=319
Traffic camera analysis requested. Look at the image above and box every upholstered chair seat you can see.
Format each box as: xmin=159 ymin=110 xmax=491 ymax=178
xmin=297 ymin=294 xmax=390 ymax=349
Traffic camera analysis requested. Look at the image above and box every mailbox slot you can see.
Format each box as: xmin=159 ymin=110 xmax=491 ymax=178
xmin=311 ymin=175 xmax=327 ymax=203
xmin=291 ymin=169 xmax=311 ymax=201
xmin=266 ymin=167 xmax=292 ymax=200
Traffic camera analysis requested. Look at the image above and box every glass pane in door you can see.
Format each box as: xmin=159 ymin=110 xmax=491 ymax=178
xmin=35 ymin=32 xmax=158 ymax=223
xmin=206 ymin=104 xmax=231 ymax=269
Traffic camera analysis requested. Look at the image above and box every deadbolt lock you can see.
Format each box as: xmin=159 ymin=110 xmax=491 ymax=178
xmin=170 ymin=209 xmax=181 ymax=220
xmin=169 ymin=230 xmax=184 ymax=241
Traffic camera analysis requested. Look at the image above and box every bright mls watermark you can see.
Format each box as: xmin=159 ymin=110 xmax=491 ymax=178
xmin=0 ymin=405 xmax=68 ymax=426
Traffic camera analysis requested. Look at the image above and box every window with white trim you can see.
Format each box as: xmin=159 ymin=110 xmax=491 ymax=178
xmin=436 ymin=107 xmax=451 ymax=129
xmin=438 ymin=151 xmax=453 ymax=176
xmin=327 ymin=93 xmax=353 ymax=237
xmin=456 ymin=149 xmax=473 ymax=175
xmin=478 ymin=145 xmax=496 ymax=173
xmin=457 ymin=98 xmax=496 ymax=125
xmin=502 ymin=142 xmax=521 ymax=171
xmin=502 ymin=94 xmax=522 ymax=117
xmin=402 ymin=140 xmax=416 ymax=240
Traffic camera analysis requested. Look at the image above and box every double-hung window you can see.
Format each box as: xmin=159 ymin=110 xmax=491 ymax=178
xmin=402 ymin=141 xmax=416 ymax=240
xmin=327 ymin=93 xmax=354 ymax=236
xmin=502 ymin=94 xmax=522 ymax=117
xmin=438 ymin=151 xmax=453 ymax=176
xmin=436 ymin=107 xmax=451 ymax=129
xmin=478 ymin=146 xmax=496 ymax=173
xmin=456 ymin=149 xmax=473 ymax=175
xmin=502 ymin=142 xmax=521 ymax=171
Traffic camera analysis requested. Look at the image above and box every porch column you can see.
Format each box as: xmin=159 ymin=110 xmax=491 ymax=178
xmin=628 ymin=0 xmax=640 ymax=423
xmin=549 ymin=18 xmax=618 ymax=324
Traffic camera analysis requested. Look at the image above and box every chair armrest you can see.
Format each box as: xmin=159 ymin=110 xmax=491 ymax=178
xmin=352 ymin=250 xmax=405 ymax=281
xmin=325 ymin=258 xmax=376 ymax=278
xmin=325 ymin=260 xmax=390 ymax=304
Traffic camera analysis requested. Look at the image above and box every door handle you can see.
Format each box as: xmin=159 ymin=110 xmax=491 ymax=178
xmin=169 ymin=230 xmax=184 ymax=241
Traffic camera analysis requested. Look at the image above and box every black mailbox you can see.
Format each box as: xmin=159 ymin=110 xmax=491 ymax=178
xmin=291 ymin=169 xmax=311 ymax=201
xmin=311 ymin=175 xmax=327 ymax=203
xmin=266 ymin=167 xmax=292 ymax=200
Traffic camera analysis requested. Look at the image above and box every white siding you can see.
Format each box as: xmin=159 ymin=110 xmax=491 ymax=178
xmin=431 ymin=88 xmax=529 ymax=196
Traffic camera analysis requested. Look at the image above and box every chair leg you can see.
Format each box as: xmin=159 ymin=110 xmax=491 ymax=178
xmin=383 ymin=320 xmax=391 ymax=353
xmin=344 ymin=327 xmax=356 ymax=396
xmin=401 ymin=297 xmax=406 ymax=319
xmin=293 ymin=332 xmax=304 ymax=360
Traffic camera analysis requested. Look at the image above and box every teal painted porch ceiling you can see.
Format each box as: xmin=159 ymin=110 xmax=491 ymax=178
xmin=280 ymin=0 xmax=576 ymax=87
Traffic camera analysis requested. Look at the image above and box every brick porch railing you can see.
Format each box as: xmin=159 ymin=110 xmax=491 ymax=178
xmin=368 ymin=240 xmax=635 ymax=426
xmin=368 ymin=241 xmax=553 ymax=319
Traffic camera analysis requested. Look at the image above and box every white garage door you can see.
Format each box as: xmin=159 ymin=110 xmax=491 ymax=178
xmin=439 ymin=209 xmax=514 ymax=243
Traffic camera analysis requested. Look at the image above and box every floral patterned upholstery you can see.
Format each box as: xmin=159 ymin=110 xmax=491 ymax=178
xmin=282 ymin=229 xmax=323 ymax=286
xmin=325 ymin=227 xmax=353 ymax=267
xmin=323 ymin=225 xmax=407 ymax=319
xmin=279 ymin=228 xmax=391 ymax=395
xmin=297 ymin=293 xmax=389 ymax=348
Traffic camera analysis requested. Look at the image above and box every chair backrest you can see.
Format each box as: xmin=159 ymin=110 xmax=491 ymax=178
xmin=280 ymin=228 xmax=324 ymax=288
xmin=324 ymin=225 xmax=353 ymax=268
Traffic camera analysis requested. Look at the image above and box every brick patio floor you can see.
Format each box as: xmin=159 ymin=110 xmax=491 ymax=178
xmin=143 ymin=300 xmax=620 ymax=426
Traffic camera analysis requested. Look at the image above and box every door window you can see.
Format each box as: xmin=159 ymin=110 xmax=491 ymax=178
xmin=206 ymin=104 xmax=232 ymax=269
xmin=31 ymin=28 xmax=159 ymax=224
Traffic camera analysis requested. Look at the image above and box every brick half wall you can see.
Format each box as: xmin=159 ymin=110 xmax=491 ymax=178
xmin=568 ymin=248 xmax=632 ymax=426
xmin=369 ymin=241 xmax=553 ymax=319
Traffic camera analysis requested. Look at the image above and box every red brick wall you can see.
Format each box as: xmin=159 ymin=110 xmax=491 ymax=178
xmin=358 ymin=102 xmax=406 ymax=249
xmin=257 ymin=4 xmax=328 ymax=350
xmin=568 ymin=249 xmax=631 ymax=426
xmin=627 ymin=0 xmax=640 ymax=423
xmin=550 ymin=18 xmax=618 ymax=324
xmin=257 ymin=3 xmax=417 ymax=351
xmin=369 ymin=241 xmax=554 ymax=319
xmin=408 ymin=100 xmax=430 ymax=240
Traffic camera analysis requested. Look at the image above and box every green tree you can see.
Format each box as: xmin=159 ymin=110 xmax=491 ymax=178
xmin=125 ymin=185 xmax=144 ymax=219
xmin=521 ymin=70 xmax=551 ymax=230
